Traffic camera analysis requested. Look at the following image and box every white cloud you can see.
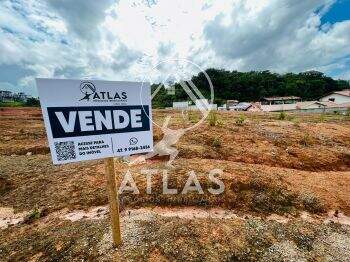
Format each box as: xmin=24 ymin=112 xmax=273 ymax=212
xmin=202 ymin=0 xmax=350 ymax=73
xmin=46 ymin=0 xmax=115 ymax=40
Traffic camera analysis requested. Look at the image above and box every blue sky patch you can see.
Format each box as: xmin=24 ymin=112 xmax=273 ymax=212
xmin=321 ymin=0 xmax=350 ymax=25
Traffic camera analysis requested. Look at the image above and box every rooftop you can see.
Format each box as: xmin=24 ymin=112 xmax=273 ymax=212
xmin=262 ymin=96 xmax=301 ymax=101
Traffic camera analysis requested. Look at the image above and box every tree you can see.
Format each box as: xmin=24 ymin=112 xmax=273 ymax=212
xmin=151 ymin=69 xmax=350 ymax=108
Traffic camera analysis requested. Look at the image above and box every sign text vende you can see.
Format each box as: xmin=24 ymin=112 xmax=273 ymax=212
xmin=48 ymin=105 xmax=150 ymax=138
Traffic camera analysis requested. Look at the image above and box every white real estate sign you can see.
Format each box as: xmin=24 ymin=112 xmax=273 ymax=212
xmin=36 ymin=79 xmax=153 ymax=164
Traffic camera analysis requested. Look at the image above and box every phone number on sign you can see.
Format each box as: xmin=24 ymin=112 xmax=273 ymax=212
xmin=116 ymin=145 xmax=151 ymax=153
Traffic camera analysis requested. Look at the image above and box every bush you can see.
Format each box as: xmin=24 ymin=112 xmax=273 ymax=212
xmin=235 ymin=115 xmax=246 ymax=125
xmin=25 ymin=98 xmax=40 ymax=107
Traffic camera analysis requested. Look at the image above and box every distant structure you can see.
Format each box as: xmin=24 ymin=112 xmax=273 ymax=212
xmin=319 ymin=89 xmax=350 ymax=104
xmin=0 ymin=90 xmax=31 ymax=103
xmin=226 ymin=100 xmax=239 ymax=110
xmin=172 ymin=101 xmax=190 ymax=109
xmin=172 ymin=99 xmax=217 ymax=111
xmin=261 ymin=96 xmax=301 ymax=105
xmin=229 ymin=102 xmax=259 ymax=111
xmin=0 ymin=90 xmax=13 ymax=102
xmin=261 ymin=101 xmax=350 ymax=113
xmin=173 ymin=90 xmax=350 ymax=114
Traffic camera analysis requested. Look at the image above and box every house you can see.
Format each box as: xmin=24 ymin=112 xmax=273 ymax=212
xmin=297 ymin=101 xmax=350 ymax=113
xmin=228 ymin=102 xmax=262 ymax=112
xmin=261 ymin=96 xmax=301 ymax=105
xmin=195 ymin=99 xmax=210 ymax=110
xmin=14 ymin=92 xmax=30 ymax=102
xmin=226 ymin=100 xmax=239 ymax=110
xmin=172 ymin=101 xmax=190 ymax=109
xmin=261 ymin=103 xmax=297 ymax=112
xmin=319 ymin=89 xmax=350 ymax=104
xmin=0 ymin=90 xmax=14 ymax=102
xmin=173 ymin=99 xmax=217 ymax=111
xmin=261 ymin=100 xmax=350 ymax=113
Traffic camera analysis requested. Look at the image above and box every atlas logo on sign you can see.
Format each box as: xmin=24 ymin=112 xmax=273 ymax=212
xmin=79 ymin=81 xmax=128 ymax=102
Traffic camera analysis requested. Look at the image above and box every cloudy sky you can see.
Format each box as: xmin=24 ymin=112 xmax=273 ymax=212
xmin=1 ymin=0 xmax=350 ymax=96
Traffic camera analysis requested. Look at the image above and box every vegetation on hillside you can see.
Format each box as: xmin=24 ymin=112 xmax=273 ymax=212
xmin=0 ymin=98 xmax=40 ymax=107
xmin=152 ymin=69 xmax=350 ymax=108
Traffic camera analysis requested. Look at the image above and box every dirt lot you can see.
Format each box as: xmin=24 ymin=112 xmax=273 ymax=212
xmin=0 ymin=107 xmax=350 ymax=261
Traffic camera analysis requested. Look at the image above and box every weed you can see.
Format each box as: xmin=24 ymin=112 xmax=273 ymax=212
xmin=24 ymin=206 xmax=42 ymax=224
xmin=292 ymin=118 xmax=300 ymax=127
xmin=299 ymin=193 xmax=325 ymax=213
xmin=208 ymin=111 xmax=218 ymax=126
xmin=286 ymin=114 xmax=295 ymax=121
xmin=188 ymin=111 xmax=200 ymax=124
xmin=278 ymin=112 xmax=287 ymax=120
xmin=235 ymin=115 xmax=246 ymax=125
xmin=212 ymin=137 xmax=221 ymax=147
xmin=346 ymin=108 xmax=350 ymax=116
xmin=300 ymin=133 xmax=313 ymax=146
xmin=319 ymin=114 xmax=326 ymax=122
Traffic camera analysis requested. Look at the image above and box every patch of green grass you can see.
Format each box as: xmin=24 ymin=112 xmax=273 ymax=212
xmin=0 ymin=101 xmax=24 ymax=107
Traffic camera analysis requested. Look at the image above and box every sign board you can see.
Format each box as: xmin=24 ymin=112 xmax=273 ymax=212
xmin=36 ymin=79 xmax=153 ymax=164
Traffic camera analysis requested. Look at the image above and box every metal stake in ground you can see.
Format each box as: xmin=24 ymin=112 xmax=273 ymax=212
xmin=105 ymin=157 xmax=121 ymax=246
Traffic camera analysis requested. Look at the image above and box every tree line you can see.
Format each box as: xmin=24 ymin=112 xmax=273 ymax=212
xmin=151 ymin=69 xmax=349 ymax=108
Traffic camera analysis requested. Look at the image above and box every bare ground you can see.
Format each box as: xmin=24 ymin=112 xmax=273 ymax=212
xmin=0 ymin=107 xmax=350 ymax=261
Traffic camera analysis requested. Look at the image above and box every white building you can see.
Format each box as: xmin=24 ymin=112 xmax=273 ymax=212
xmin=172 ymin=101 xmax=190 ymax=109
xmin=195 ymin=99 xmax=210 ymax=110
xmin=261 ymin=101 xmax=350 ymax=113
xmin=14 ymin=92 xmax=30 ymax=102
xmin=0 ymin=90 xmax=13 ymax=102
xmin=320 ymin=89 xmax=350 ymax=104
